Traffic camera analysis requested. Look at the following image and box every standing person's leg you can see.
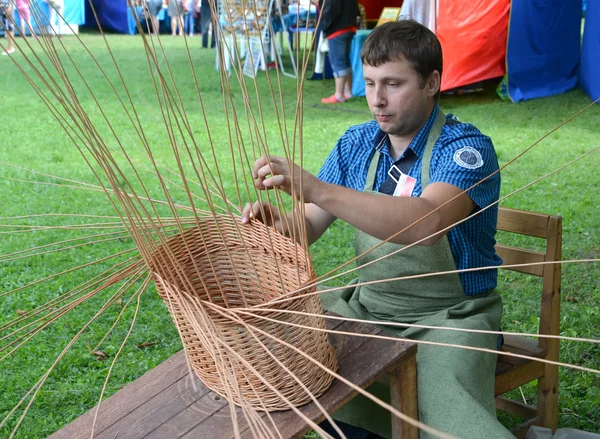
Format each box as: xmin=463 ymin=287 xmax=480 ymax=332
xmin=188 ymin=12 xmax=195 ymax=35
xmin=18 ymin=10 xmax=25 ymax=38
xmin=177 ymin=16 xmax=183 ymax=35
xmin=25 ymin=15 xmax=33 ymax=37
xmin=193 ymin=10 xmax=200 ymax=34
xmin=1 ymin=3 xmax=15 ymax=55
xmin=170 ymin=16 xmax=177 ymax=35
xmin=18 ymin=4 xmax=33 ymax=38
xmin=321 ymin=32 xmax=353 ymax=104
xmin=7 ymin=25 xmax=14 ymax=52
xmin=2 ymin=14 xmax=16 ymax=54
xmin=201 ymin=8 xmax=210 ymax=47
xmin=152 ymin=15 xmax=159 ymax=34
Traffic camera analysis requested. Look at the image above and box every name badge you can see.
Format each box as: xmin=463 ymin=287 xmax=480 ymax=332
xmin=388 ymin=164 xmax=416 ymax=197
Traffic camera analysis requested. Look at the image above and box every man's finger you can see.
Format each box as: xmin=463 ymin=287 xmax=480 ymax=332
xmin=241 ymin=202 xmax=253 ymax=224
xmin=256 ymin=161 xmax=282 ymax=180
xmin=252 ymin=156 xmax=269 ymax=179
xmin=263 ymin=175 xmax=286 ymax=188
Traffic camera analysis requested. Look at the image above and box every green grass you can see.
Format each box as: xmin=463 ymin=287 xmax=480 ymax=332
xmin=1 ymin=34 xmax=599 ymax=437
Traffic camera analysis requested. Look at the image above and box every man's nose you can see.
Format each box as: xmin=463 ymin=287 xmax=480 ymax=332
xmin=372 ymin=86 xmax=386 ymax=106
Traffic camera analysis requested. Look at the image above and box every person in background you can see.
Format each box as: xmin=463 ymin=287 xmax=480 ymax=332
xmin=192 ymin=0 xmax=201 ymax=35
xmin=184 ymin=0 xmax=195 ymax=35
xmin=167 ymin=0 xmax=184 ymax=36
xmin=146 ymin=0 xmax=163 ymax=35
xmin=15 ymin=0 xmax=34 ymax=38
xmin=319 ymin=0 xmax=358 ymax=104
xmin=1 ymin=0 xmax=16 ymax=55
xmin=192 ymin=0 xmax=202 ymax=35
xmin=199 ymin=0 xmax=215 ymax=48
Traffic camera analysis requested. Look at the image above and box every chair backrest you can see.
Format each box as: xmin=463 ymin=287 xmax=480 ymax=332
xmin=495 ymin=207 xmax=562 ymax=354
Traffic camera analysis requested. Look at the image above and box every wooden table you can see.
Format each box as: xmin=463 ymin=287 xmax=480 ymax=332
xmin=49 ymin=319 xmax=418 ymax=439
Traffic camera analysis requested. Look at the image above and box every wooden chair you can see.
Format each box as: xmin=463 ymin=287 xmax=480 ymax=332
xmin=494 ymin=207 xmax=563 ymax=438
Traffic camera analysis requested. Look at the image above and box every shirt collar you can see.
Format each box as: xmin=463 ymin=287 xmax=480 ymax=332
xmin=371 ymin=104 xmax=440 ymax=160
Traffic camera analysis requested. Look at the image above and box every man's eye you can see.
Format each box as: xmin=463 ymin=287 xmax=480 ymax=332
xmin=387 ymin=83 xmax=398 ymax=87
xmin=365 ymin=82 xmax=374 ymax=87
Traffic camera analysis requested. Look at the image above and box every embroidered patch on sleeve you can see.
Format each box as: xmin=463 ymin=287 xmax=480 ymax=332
xmin=453 ymin=146 xmax=484 ymax=169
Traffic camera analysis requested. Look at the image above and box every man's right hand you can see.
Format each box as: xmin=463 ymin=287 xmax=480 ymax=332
xmin=241 ymin=200 xmax=285 ymax=232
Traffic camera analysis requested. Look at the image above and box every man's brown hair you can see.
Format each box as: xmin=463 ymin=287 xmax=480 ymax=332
xmin=361 ymin=20 xmax=443 ymax=96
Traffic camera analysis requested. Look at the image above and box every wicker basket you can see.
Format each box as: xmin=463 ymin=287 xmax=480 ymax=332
xmin=149 ymin=214 xmax=338 ymax=410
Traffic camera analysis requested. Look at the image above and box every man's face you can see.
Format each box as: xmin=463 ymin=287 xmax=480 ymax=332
xmin=363 ymin=59 xmax=436 ymax=138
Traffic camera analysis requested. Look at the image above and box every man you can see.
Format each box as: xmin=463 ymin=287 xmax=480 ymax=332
xmin=319 ymin=0 xmax=358 ymax=104
xmin=242 ymin=20 xmax=513 ymax=439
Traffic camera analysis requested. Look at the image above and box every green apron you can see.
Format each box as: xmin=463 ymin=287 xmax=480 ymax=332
xmin=320 ymin=112 xmax=514 ymax=439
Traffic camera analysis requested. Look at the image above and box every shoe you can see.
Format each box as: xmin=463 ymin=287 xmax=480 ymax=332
xmin=344 ymin=92 xmax=352 ymax=100
xmin=321 ymin=94 xmax=345 ymax=104
xmin=1 ymin=49 xmax=16 ymax=56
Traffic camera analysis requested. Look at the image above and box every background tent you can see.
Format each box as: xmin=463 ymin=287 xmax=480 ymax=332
xmin=437 ymin=0 xmax=510 ymax=92
xmin=581 ymin=0 xmax=600 ymax=102
xmin=83 ymin=0 xmax=157 ymax=35
xmin=436 ymin=0 xmax=586 ymax=102
xmin=502 ymin=0 xmax=582 ymax=102
xmin=84 ymin=0 xmax=130 ymax=34
xmin=351 ymin=0 xmax=591 ymax=103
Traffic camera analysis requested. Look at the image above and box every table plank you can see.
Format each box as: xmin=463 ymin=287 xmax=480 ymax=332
xmin=95 ymin=374 xmax=210 ymax=439
xmin=180 ymin=320 xmax=416 ymax=439
xmin=48 ymin=351 xmax=189 ymax=439
xmin=50 ymin=319 xmax=417 ymax=439
xmin=146 ymin=388 xmax=229 ymax=439
xmin=238 ymin=323 xmax=417 ymax=439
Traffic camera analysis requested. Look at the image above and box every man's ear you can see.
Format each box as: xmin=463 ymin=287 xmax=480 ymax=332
xmin=426 ymin=71 xmax=441 ymax=97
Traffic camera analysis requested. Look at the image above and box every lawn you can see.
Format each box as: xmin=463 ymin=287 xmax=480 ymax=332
xmin=0 ymin=33 xmax=599 ymax=438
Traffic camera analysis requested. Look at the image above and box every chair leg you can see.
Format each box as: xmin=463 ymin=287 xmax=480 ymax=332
xmin=389 ymin=355 xmax=419 ymax=439
xmin=537 ymin=363 xmax=559 ymax=432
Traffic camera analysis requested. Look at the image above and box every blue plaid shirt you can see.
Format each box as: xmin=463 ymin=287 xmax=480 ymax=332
xmin=317 ymin=105 xmax=502 ymax=296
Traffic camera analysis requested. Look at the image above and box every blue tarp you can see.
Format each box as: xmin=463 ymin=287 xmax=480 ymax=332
xmin=84 ymin=0 xmax=130 ymax=34
xmin=63 ymin=0 xmax=85 ymax=25
xmin=505 ymin=0 xmax=582 ymax=102
xmin=350 ymin=30 xmax=371 ymax=96
xmin=581 ymin=0 xmax=600 ymax=102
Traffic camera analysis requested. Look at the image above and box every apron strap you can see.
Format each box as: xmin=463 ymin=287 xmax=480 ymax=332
xmin=421 ymin=109 xmax=446 ymax=188
xmin=365 ymin=150 xmax=380 ymax=191
xmin=364 ymin=109 xmax=447 ymax=192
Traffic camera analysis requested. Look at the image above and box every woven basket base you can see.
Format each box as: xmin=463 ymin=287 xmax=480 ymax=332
xmin=150 ymin=215 xmax=338 ymax=411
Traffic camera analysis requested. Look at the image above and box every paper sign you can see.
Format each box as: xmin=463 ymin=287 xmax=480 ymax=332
xmin=377 ymin=7 xmax=401 ymax=27
xmin=392 ymin=172 xmax=417 ymax=197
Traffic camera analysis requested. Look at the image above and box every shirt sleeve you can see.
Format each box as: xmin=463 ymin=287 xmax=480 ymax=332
xmin=317 ymin=129 xmax=353 ymax=187
xmin=428 ymin=128 xmax=501 ymax=210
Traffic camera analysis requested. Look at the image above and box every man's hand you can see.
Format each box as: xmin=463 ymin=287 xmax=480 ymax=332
xmin=241 ymin=200 xmax=284 ymax=230
xmin=244 ymin=156 xmax=337 ymax=245
xmin=251 ymin=155 xmax=323 ymax=204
